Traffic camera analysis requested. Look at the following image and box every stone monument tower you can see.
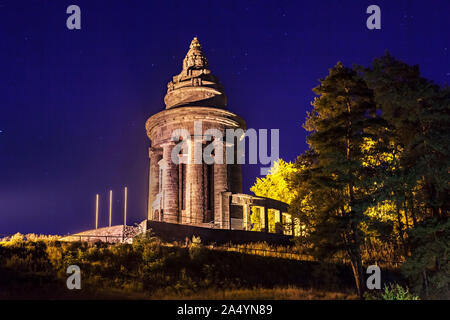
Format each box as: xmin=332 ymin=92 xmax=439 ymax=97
xmin=145 ymin=37 xmax=246 ymax=228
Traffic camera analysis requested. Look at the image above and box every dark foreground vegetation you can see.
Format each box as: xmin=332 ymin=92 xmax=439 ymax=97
xmin=0 ymin=233 xmax=395 ymax=300
xmin=1 ymin=54 xmax=447 ymax=300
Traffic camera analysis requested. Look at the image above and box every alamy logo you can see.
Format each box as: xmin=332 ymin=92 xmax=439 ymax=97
xmin=66 ymin=5 xmax=81 ymax=30
xmin=366 ymin=5 xmax=381 ymax=30
xmin=366 ymin=265 xmax=381 ymax=290
xmin=170 ymin=120 xmax=279 ymax=175
xmin=66 ymin=265 xmax=81 ymax=289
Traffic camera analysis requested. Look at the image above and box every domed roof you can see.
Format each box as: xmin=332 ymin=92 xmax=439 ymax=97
xmin=164 ymin=37 xmax=227 ymax=109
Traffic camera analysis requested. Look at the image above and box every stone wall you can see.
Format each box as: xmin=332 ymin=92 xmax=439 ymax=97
xmin=145 ymin=220 xmax=294 ymax=246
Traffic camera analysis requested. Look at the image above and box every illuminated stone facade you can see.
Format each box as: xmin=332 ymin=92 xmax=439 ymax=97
xmin=145 ymin=38 xmax=293 ymax=233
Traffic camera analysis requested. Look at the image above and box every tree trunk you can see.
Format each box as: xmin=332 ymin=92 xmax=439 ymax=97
xmin=422 ymin=270 xmax=429 ymax=298
xmin=409 ymin=191 xmax=418 ymax=227
xmin=344 ymin=94 xmax=365 ymax=299
xmin=403 ymin=198 xmax=409 ymax=231
xmin=396 ymin=202 xmax=408 ymax=257
xmin=349 ymin=247 xmax=365 ymax=299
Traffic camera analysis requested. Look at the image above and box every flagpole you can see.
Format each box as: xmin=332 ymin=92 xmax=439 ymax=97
xmin=124 ymin=187 xmax=127 ymax=226
xmin=109 ymin=190 xmax=112 ymax=227
xmin=95 ymin=194 xmax=99 ymax=229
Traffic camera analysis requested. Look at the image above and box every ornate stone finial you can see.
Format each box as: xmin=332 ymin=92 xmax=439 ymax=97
xmin=190 ymin=37 xmax=201 ymax=50
xmin=183 ymin=37 xmax=209 ymax=71
xmin=164 ymin=37 xmax=227 ymax=109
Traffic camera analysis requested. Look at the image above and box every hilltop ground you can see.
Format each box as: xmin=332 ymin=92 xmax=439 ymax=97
xmin=1 ymin=234 xmax=400 ymax=300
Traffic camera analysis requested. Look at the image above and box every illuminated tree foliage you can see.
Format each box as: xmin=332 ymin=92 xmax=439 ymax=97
xmin=360 ymin=53 xmax=449 ymax=298
xmin=250 ymin=159 xmax=298 ymax=204
xmin=361 ymin=53 xmax=449 ymax=222
xmin=250 ymin=54 xmax=449 ymax=299
xmin=250 ymin=159 xmax=298 ymax=232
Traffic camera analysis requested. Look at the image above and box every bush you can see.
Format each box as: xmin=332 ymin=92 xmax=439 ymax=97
xmin=0 ymin=236 xmax=360 ymax=298
xmin=364 ymin=283 xmax=419 ymax=300
xmin=401 ymin=218 xmax=449 ymax=299
xmin=9 ymin=232 xmax=24 ymax=243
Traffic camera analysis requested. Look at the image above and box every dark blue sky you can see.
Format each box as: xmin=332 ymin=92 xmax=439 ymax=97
xmin=0 ymin=1 xmax=448 ymax=234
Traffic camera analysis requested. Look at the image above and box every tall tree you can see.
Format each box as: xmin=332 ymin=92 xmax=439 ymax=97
xmin=299 ymin=62 xmax=384 ymax=298
xmin=361 ymin=53 xmax=449 ymax=222
xmin=361 ymin=54 xmax=450 ymax=298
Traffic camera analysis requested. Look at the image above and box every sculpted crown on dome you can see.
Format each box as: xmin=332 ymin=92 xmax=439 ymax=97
xmin=182 ymin=37 xmax=209 ymax=70
xmin=164 ymin=37 xmax=227 ymax=109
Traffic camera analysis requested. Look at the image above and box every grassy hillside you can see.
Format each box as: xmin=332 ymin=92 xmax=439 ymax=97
xmin=0 ymin=233 xmax=368 ymax=299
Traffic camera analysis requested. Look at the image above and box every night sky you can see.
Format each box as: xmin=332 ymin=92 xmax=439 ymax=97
xmin=0 ymin=1 xmax=448 ymax=235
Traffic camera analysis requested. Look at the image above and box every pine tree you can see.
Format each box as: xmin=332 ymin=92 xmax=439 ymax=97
xmin=361 ymin=53 xmax=449 ymax=223
xmin=299 ymin=62 xmax=383 ymax=298
xmin=361 ymin=53 xmax=450 ymax=298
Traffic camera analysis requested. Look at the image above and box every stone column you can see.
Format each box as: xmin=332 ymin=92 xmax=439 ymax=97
xmin=186 ymin=137 xmax=204 ymax=224
xmin=263 ymin=206 xmax=269 ymax=233
xmin=148 ymin=147 xmax=162 ymax=220
xmin=161 ymin=142 xmax=179 ymax=223
xmin=243 ymin=204 xmax=250 ymax=231
xmin=282 ymin=213 xmax=291 ymax=235
xmin=227 ymin=136 xmax=242 ymax=194
xmin=214 ymin=141 xmax=228 ymax=228
xmin=292 ymin=217 xmax=297 ymax=236
xmin=219 ymin=192 xmax=232 ymax=229
xmin=257 ymin=207 xmax=265 ymax=232
xmin=273 ymin=209 xmax=281 ymax=233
